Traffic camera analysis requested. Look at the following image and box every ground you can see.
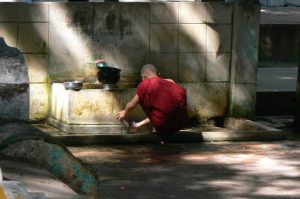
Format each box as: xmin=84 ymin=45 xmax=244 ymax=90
xmin=1 ymin=116 xmax=300 ymax=199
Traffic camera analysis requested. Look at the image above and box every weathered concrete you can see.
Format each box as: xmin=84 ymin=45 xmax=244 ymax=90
xmin=150 ymin=24 xmax=178 ymax=52
xmin=18 ymin=23 xmax=49 ymax=53
xmin=178 ymin=24 xmax=206 ymax=52
xmin=230 ymin=1 xmax=260 ymax=84
xmin=24 ymin=54 xmax=49 ymax=83
xmin=0 ymin=38 xmax=29 ymax=121
xmin=229 ymin=1 xmax=260 ymax=118
xmin=0 ymin=23 xmax=17 ymax=48
xmin=29 ymin=83 xmax=50 ymax=121
xmin=0 ymin=3 xmax=17 ymax=22
xmin=179 ymin=2 xmax=206 ymax=23
xmin=149 ymin=53 xmax=178 ymax=81
xmin=206 ymin=24 xmax=232 ymax=53
xmin=0 ymin=123 xmax=99 ymax=198
xmin=229 ymin=83 xmax=257 ymax=118
xmin=178 ymin=53 xmax=206 ymax=83
xmin=206 ymin=2 xmax=233 ymax=24
xmin=183 ymin=83 xmax=229 ymax=120
xmin=50 ymin=83 xmax=146 ymax=125
xmin=18 ymin=3 xmax=49 ymax=22
xmin=151 ymin=2 xmax=178 ymax=23
xmin=206 ymin=52 xmax=230 ymax=82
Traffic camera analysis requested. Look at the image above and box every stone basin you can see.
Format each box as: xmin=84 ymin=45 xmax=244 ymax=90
xmin=49 ymin=83 xmax=146 ymax=134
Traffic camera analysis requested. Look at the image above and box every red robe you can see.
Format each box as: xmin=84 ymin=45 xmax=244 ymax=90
xmin=137 ymin=77 xmax=188 ymax=132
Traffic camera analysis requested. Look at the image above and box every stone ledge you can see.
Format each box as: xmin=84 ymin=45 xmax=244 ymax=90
xmin=49 ymin=117 xmax=127 ymax=135
xmin=37 ymin=118 xmax=287 ymax=145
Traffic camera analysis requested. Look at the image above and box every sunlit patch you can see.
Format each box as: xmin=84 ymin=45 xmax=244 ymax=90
xmin=255 ymin=185 xmax=300 ymax=197
xmin=245 ymin=157 xmax=300 ymax=177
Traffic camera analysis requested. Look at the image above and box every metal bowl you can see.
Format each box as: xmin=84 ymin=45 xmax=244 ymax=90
xmin=63 ymin=80 xmax=83 ymax=91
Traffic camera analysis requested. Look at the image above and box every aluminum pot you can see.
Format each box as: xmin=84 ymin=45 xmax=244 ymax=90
xmin=63 ymin=80 xmax=83 ymax=91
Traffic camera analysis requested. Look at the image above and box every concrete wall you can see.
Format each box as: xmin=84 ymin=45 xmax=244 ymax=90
xmin=0 ymin=2 xmax=259 ymax=123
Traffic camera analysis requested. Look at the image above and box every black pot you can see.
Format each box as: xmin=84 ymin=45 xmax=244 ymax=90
xmin=97 ymin=66 xmax=121 ymax=85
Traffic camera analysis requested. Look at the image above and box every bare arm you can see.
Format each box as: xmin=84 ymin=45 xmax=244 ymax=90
xmin=134 ymin=118 xmax=150 ymax=128
xmin=116 ymin=94 xmax=139 ymax=120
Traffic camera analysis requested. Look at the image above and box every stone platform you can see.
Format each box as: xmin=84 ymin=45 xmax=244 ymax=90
xmin=37 ymin=117 xmax=287 ymax=145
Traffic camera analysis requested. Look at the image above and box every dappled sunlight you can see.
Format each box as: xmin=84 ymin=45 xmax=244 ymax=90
xmin=241 ymin=157 xmax=300 ymax=177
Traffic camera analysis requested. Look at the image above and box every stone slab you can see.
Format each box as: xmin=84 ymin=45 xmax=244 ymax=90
xmin=179 ymin=24 xmax=206 ymax=52
xmin=206 ymin=24 xmax=232 ymax=53
xmin=24 ymin=54 xmax=49 ymax=83
xmin=0 ymin=3 xmax=18 ymax=22
xmin=178 ymin=53 xmax=206 ymax=83
xmin=150 ymin=3 xmax=178 ymax=23
xmin=29 ymin=83 xmax=49 ymax=122
xmin=179 ymin=2 xmax=206 ymax=23
xmin=18 ymin=3 xmax=49 ymax=22
xmin=150 ymin=24 xmax=178 ymax=52
xmin=149 ymin=53 xmax=178 ymax=81
xmin=18 ymin=23 xmax=49 ymax=53
xmin=206 ymin=52 xmax=230 ymax=82
xmin=0 ymin=23 xmax=17 ymax=48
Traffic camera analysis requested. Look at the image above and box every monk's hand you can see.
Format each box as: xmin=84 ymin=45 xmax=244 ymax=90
xmin=116 ymin=110 xmax=126 ymax=120
xmin=132 ymin=121 xmax=142 ymax=130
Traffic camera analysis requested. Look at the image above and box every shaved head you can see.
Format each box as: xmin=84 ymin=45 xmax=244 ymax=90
xmin=141 ymin=64 xmax=158 ymax=80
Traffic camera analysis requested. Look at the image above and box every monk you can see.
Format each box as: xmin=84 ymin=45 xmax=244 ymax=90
xmin=116 ymin=64 xmax=189 ymax=133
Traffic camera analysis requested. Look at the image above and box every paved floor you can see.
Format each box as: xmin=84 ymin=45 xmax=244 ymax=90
xmin=2 ymin=116 xmax=300 ymax=199
xmin=69 ymin=140 xmax=300 ymax=199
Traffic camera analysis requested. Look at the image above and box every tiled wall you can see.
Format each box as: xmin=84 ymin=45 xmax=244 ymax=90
xmin=0 ymin=2 xmax=259 ymax=122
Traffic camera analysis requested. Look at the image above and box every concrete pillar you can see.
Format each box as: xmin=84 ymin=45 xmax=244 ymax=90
xmin=229 ymin=0 xmax=260 ymax=118
xmin=294 ymin=42 xmax=300 ymax=131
